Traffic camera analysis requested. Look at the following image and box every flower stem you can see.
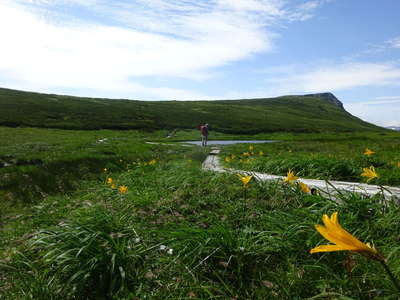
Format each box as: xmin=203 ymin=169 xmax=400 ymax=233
xmin=380 ymin=260 xmax=400 ymax=292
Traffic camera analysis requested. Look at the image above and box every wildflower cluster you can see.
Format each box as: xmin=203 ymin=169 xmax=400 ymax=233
xmin=105 ymin=177 xmax=128 ymax=194
xmin=361 ymin=148 xmax=378 ymax=183
xmin=136 ymin=158 xmax=158 ymax=167
xmin=224 ymin=145 xmax=265 ymax=165
xmin=283 ymin=169 xmax=311 ymax=194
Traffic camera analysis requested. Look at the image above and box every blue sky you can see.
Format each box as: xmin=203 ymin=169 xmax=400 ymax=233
xmin=1 ymin=0 xmax=400 ymax=127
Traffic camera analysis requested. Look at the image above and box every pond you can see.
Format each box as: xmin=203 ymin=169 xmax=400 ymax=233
xmin=181 ymin=140 xmax=277 ymax=146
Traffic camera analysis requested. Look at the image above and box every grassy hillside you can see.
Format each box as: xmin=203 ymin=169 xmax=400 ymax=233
xmin=0 ymin=87 xmax=384 ymax=133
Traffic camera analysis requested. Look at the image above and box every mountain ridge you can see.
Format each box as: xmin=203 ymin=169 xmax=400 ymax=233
xmin=0 ymin=87 xmax=385 ymax=134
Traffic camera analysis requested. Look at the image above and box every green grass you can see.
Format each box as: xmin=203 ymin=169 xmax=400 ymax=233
xmin=1 ymin=128 xmax=400 ymax=299
xmin=0 ymin=87 xmax=386 ymax=133
xmin=0 ymin=127 xmax=174 ymax=203
xmin=221 ymin=131 xmax=400 ymax=186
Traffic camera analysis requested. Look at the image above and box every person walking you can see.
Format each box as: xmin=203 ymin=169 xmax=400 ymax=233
xmin=200 ymin=123 xmax=209 ymax=147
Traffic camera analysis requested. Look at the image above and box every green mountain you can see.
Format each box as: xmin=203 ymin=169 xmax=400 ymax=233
xmin=0 ymin=87 xmax=384 ymax=133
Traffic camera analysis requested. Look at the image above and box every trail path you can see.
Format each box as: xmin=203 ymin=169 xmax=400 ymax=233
xmin=202 ymin=147 xmax=400 ymax=202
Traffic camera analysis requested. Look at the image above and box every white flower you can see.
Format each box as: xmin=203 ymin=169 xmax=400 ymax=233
xmin=159 ymin=245 xmax=167 ymax=251
xmin=135 ymin=238 xmax=141 ymax=243
xmin=167 ymin=248 xmax=173 ymax=255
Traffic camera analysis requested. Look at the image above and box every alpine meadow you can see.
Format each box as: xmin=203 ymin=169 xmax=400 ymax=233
xmin=1 ymin=0 xmax=400 ymax=299
xmin=1 ymin=87 xmax=400 ymax=299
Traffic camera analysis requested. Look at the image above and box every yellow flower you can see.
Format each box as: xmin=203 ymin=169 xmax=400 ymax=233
xmin=361 ymin=166 xmax=378 ymax=182
xmin=243 ymin=152 xmax=250 ymax=157
xmin=230 ymin=154 xmax=236 ymax=159
xmin=298 ymin=182 xmax=310 ymax=193
xmin=249 ymin=145 xmax=254 ymax=151
xmin=103 ymin=168 xmax=107 ymax=172
xmin=119 ymin=185 xmax=128 ymax=194
xmin=310 ymin=212 xmax=383 ymax=261
xmin=111 ymin=183 xmax=117 ymax=189
xmin=284 ymin=169 xmax=298 ymax=183
xmin=148 ymin=159 xmax=157 ymax=165
xmin=364 ymin=148 xmax=375 ymax=156
xmin=225 ymin=157 xmax=231 ymax=163
xmin=106 ymin=177 xmax=113 ymax=184
xmin=237 ymin=174 xmax=253 ymax=187
xmin=259 ymin=151 xmax=264 ymax=156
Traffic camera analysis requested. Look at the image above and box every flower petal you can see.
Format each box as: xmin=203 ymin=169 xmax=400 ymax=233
xmin=315 ymin=224 xmax=354 ymax=249
xmin=321 ymin=213 xmax=368 ymax=249
xmin=310 ymin=244 xmax=350 ymax=253
xmin=315 ymin=213 xmax=379 ymax=255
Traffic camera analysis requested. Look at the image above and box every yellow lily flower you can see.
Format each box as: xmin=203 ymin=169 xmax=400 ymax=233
xmin=106 ymin=177 xmax=113 ymax=184
xmin=284 ymin=169 xmax=298 ymax=183
xmin=361 ymin=166 xmax=378 ymax=182
xmin=111 ymin=183 xmax=117 ymax=189
xmin=225 ymin=157 xmax=231 ymax=163
xmin=243 ymin=152 xmax=250 ymax=157
xmin=119 ymin=185 xmax=128 ymax=194
xmin=298 ymin=182 xmax=310 ymax=193
xmin=148 ymin=159 xmax=157 ymax=165
xmin=259 ymin=151 xmax=264 ymax=156
xmin=237 ymin=174 xmax=253 ymax=187
xmin=230 ymin=154 xmax=236 ymax=159
xmin=310 ymin=212 xmax=384 ymax=261
xmin=249 ymin=145 xmax=254 ymax=151
xmin=364 ymin=148 xmax=375 ymax=156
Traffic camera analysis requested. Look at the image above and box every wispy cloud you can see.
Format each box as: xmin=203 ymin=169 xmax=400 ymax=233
xmin=345 ymin=96 xmax=400 ymax=127
xmin=264 ymin=62 xmax=400 ymax=94
xmin=387 ymin=37 xmax=400 ymax=49
xmin=287 ymin=0 xmax=334 ymax=21
xmin=0 ymin=0 xmax=331 ymax=99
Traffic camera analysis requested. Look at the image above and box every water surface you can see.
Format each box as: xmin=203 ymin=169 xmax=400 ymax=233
xmin=181 ymin=140 xmax=276 ymax=146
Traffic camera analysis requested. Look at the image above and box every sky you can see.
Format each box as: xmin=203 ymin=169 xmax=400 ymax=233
xmin=1 ymin=0 xmax=400 ymax=127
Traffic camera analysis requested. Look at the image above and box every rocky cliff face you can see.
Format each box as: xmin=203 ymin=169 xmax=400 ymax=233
xmin=304 ymin=92 xmax=344 ymax=110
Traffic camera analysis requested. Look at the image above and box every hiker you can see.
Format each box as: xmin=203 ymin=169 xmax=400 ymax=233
xmin=200 ymin=123 xmax=209 ymax=147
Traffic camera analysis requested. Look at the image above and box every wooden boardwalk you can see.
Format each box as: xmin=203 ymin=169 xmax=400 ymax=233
xmin=202 ymin=148 xmax=400 ymax=203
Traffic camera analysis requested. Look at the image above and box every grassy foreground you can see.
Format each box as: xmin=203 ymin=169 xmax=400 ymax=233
xmin=1 ymin=128 xmax=400 ymax=299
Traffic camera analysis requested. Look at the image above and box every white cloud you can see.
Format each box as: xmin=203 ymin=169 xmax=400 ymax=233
xmin=264 ymin=62 xmax=400 ymax=94
xmin=387 ymin=37 xmax=400 ymax=49
xmin=345 ymin=99 xmax=400 ymax=127
xmin=0 ymin=0 xmax=333 ymax=99
xmin=0 ymin=0 xmax=280 ymax=98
